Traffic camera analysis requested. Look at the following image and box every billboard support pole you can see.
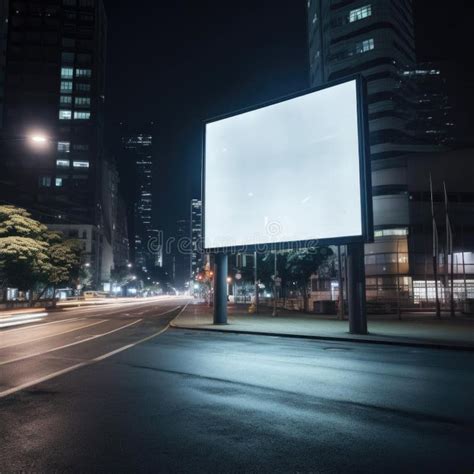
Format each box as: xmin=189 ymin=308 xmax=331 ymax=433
xmin=347 ymin=242 xmax=367 ymax=334
xmin=213 ymin=252 xmax=228 ymax=325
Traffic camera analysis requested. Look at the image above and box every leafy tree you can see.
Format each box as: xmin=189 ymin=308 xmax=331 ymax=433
xmin=0 ymin=206 xmax=51 ymax=302
xmin=0 ymin=236 xmax=50 ymax=299
xmin=46 ymin=236 xmax=82 ymax=302
xmin=285 ymin=246 xmax=333 ymax=312
xmin=0 ymin=205 xmax=83 ymax=305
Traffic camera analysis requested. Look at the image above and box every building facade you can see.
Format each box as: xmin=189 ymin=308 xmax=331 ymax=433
xmin=121 ymin=131 xmax=161 ymax=272
xmin=190 ymin=198 xmax=203 ymax=279
xmin=0 ymin=0 xmax=114 ymax=288
xmin=0 ymin=0 xmax=8 ymax=129
xmin=172 ymin=218 xmax=190 ymax=289
xmin=306 ymin=0 xmax=470 ymax=303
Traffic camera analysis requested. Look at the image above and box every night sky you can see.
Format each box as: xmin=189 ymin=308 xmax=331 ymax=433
xmin=103 ymin=0 xmax=474 ymax=237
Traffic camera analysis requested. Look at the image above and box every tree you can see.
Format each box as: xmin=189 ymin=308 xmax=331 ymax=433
xmin=285 ymin=246 xmax=334 ymax=312
xmin=0 ymin=206 xmax=52 ymax=302
xmin=45 ymin=235 xmax=82 ymax=302
xmin=0 ymin=205 xmax=83 ymax=305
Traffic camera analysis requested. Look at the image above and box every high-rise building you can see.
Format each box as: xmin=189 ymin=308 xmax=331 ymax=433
xmin=121 ymin=131 xmax=160 ymax=272
xmin=113 ymin=196 xmax=130 ymax=268
xmin=307 ymin=0 xmax=426 ymax=160
xmin=0 ymin=0 xmax=112 ymax=287
xmin=399 ymin=63 xmax=455 ymax=147
xmin=0 ymin=0 xmax=8 ymax=129
xmin=306 ymin=1 xmax=466 ymax=300
xmin=190 ymin=198 xmax=203 ymax=279
xmin=172 ymin=218 xmax=190 ymax=288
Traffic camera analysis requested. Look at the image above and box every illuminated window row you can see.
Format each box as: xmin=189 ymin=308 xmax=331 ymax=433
xmin=57 ymin=142 xmax=89 ymax=153
xmin=56 ymin=159 xmax=90 ymax=168
xmin=59 ymin=110 xmax=91 ymax=120
xmin=60 ymin=95 xmax=91 ymax=107
xmin=61 ymin=82 xmax=92 ymax=94
xmin=349 ymin=5 xmax=372 ymax=23
xmin=61 ymin=67 xmax=92 ymax=79
xmin=355 ymin=38 xmax=374 ymax=54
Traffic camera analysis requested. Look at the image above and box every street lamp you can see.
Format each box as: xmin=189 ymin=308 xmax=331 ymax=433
xmin=30 ymin=134 xmax=48 ymax=144
xmin=27 ymin=132 xmax=51 ymax=150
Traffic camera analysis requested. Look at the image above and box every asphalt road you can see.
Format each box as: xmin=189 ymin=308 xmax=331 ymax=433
xmin=1 ymin=299 xmax=473 ymax=473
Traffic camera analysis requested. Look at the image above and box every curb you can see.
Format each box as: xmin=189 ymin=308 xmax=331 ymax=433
xmin=168 ymin=320 xmax=474 ymax=352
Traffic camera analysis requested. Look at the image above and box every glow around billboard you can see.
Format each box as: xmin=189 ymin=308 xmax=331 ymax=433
xmin=204 ymin=77 xmax=372 ymax=250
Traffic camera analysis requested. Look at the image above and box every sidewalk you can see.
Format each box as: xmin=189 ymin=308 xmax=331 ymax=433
xmin=171 ymin=302 xmax=474 ymax=350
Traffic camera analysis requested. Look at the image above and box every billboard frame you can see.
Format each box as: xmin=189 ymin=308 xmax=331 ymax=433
xmin=202 ymin=75 xmax=373 ymax=253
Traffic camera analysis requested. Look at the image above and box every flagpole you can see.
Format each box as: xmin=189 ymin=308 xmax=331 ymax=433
xmin=444 ymin=181 xmax=455 ymax=317
xmin=430 ymin=174 xmax=441 ymax=318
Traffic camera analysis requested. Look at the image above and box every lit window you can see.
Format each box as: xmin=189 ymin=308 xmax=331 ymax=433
xmin=349 ymin=5 xmax=372 ymax=23
xmin=60 ymin=81 xmax=73 ymax=93
xmin=74 ymin=111 xmax=91 ymax=120
xmin=60 ymin=95 xmax=72 ymax=105
xmin=374 ymin=228 xmax=408 ymax=238
xmin=57 ymin=141 xmax=70 ymax=153
xmin=55 ymin=178 xmax=63 ymax=187
xmin=56 ymin=159 xmax=70 ymax=167
xmin=75 ymin=97 xmax=91 ymax=107
xmin=59 ymin=109 xmax=72 ymax=120
xmin=73 ymin=160 xmax=90 ymax=168
xmin=75 ymin=68 xmax=92 ymax=78
xmin=61 ymin=67 xmax=73 ymax=79
xmin=39 ymin=176 xmax=51 ymax=187
xmin=355 ymin=38 xmax=374 ymax=54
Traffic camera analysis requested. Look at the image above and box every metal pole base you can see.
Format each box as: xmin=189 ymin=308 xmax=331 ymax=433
xmin=213 ymin=253 xmax=228 ymax=325
xmin=347 ymin=242 xmax=368 ymax=335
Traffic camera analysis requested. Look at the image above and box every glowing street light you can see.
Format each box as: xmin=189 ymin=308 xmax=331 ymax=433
xmin=30 ymin=134 xmax=48 ymax=144
xmin=28 ymin=132 xmax=50 ymax=148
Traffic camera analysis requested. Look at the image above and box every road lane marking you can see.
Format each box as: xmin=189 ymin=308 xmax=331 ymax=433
xmin=0 ymin=362 xmax=89 ymax=399
xmin=0 ymin=317 xmax=84 ymax=333
xmin=0 ymin=313 xmax=48 ymax=328
xmin=0 ymin=319 xmax=142 ymax=366
xmin=0 ymin=305 xmax=187 ymax=399
xmin=152 ymin=305 xmax=181 ymax=317
xmin=0 ymin=319 xmax=108 ymax=350
xmin=0 ymin=318 xmax=45 ymax=329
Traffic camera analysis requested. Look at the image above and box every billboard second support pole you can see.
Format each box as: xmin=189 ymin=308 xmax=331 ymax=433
xmin=347 ymin=242 xmax=368 ymax=335
xmin=213 ymin=253 xmax=228 ymax=325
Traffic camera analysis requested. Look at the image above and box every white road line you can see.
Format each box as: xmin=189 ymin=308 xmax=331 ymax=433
xmin=0 ymin=362 xmax=89 ymax=399
xmin=0 ymin=304 xmax=188 ymax=399
xmin=93 ymin=325 xmax=170 ymax=361
xmin=0 ymin=319 xmax=108 ymax=350
xmin=152 ymin=305 xmax=181 ymax=317
xmin=0 ymin=318 xmax=45 ymax=329
xmin=0 ymin=317 xmax=84 ymax=333
xmin=0 ymin=319 xmax=142 ymax=366
xmin=0 ymin=312 xmax=48 ymax=325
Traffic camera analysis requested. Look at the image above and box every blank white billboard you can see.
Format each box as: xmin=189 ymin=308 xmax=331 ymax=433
xmin=204 ymin=79 xmax=369 ymax=249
